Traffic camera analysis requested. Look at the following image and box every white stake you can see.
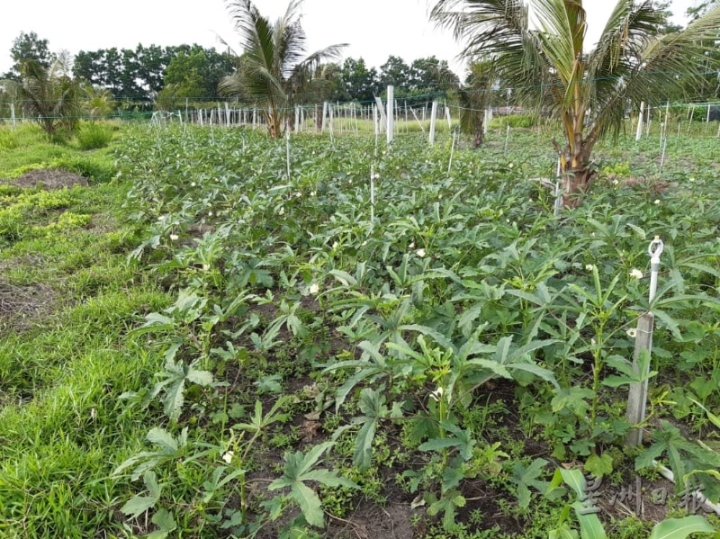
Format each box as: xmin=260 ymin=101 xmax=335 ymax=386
xmin=626 ymin=237 xmax=663 ymax=447
xmin=10 ymin=103 xmax=16 ymax=129
xmin=373 ymin=106 xmax=379 ymax=158
xmin=370 ymin=166 xmax=376 ymax=224
xmin=554 ymin=156 xmax=562 ymax=217
xmin=660 ymin=136 xmax=668 ymax=172
xmin=447 ymin=130 xmax=457 ymax=175
xmin=410 ymin=107 xmax=425 ymax=135
xmin=286 ymin=128 xmax=291 ymax=180
xmin=429 ymin=101 xmax=438 ymax=145
xmin=636 ymin=101 xmax=645 ymax=142
xmin=322 ymin=102 xmax=328 ymax=133
xmin=504 ymin=124 xmax=511 ymax=156
xmin=386 ymin=85 xmax=394 ymax=146
xmin=374 ymin=96 xmax=387 ymax=133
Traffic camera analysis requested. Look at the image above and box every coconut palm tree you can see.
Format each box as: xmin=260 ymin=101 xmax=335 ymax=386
xmin=82 ymin=85 xmax=115 ymax=120
xmin=219 ymin=0 xmax=347 ymax=138
xmin=1 ymin=57 xmax=81 ymax=137
xmin=457 ymin=61 xmax=496 ymax=148
xmin=432 ymin=0 xmax=720 ymax=206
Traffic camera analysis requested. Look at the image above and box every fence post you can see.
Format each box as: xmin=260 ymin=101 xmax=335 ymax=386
xmin=10 ymin=103 xmax=16 ymax=129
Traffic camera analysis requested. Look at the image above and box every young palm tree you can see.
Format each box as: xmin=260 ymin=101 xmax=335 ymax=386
xmin=219 ymin=0 xmax=347 ymax=138
xmin=82 ymin=85 xmax=115 ymax=120
xmin=1 ymin=58 xmax=81 ymax=137
xmin=432 ymin=0 xmax=720 ymax=206
xmin=457 ymin=61 xmax=496 ymax=148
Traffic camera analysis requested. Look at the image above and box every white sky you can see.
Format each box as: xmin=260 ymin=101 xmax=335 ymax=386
xmin=0 ymin=0 xmax=697 ymax=76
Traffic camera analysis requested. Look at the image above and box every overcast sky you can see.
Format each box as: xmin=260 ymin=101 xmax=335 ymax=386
xmin=0 ymin=0 xmax=698 ymax=76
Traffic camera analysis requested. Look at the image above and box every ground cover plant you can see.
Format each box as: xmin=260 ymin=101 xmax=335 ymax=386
xmin=1 ymin=120 xmax=719 ymax=538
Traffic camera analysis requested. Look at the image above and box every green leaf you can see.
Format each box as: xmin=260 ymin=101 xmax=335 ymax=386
xmin=148 ymin=508 xmax=177 ymax=538
xmin=146 ymin=428 xmax=178 ymax=452
xmin=690 ymin=399 xmax=720 ymax=429
xmin=559 ymin=469 xmax=586 ymax=498
xmin=185 ymin=368 xmax=213 ymax=386
xmin=419 ymin=438 xmax=464 ymax=453
xmin=512 ymin=458 xmax=548 ymax=508
xmin=571 ymin=502 xmax=607 ymax=539
xmin=329 ymin=269 xmax=356 ymax=287
xmin=354 ymin=415 xmax=377 ymax=470
xmin=584 ymin=454 xmax=613 ymax=478
xmin=465 ymin=358 xmax=513 ymax=379
xmin=509 ymin=363 xmax=558 ymax=388
xmin=649 ymin=516 xmax=714 ymax=539
xmin=291 ymin=481 xmax=324 ymax=528
xmin=301 ymin=470 xmax=357 ymax=489
xmin=120 ymin=495 xmax=157 ymax=519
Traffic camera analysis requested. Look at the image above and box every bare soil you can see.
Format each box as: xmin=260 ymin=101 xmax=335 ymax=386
xmin=0 ymin=277 xmax=56 ymax=332
xmin=12 ymin=169 xmax=89 ymax=189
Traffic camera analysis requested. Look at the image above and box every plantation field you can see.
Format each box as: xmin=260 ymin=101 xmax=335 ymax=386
xmin=1 ymin=122 xmax=720 ymax=538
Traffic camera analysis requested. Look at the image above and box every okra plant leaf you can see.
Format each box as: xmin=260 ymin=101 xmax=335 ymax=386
xmin=269 ymin=442 xmax=357 ymax=528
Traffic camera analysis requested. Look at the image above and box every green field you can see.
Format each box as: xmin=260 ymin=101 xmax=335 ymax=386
xmin=0 ymin=121 xmax=719 ymax=538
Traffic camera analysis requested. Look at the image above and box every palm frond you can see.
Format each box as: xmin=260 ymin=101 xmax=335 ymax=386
xmin=431 ymin=0 xmax=549 ymax=107
xmin=590 ymin=3 xmax=720 ymax=141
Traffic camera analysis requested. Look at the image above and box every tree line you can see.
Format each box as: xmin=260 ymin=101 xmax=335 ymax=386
xmin=0 ymin=31 xmax=459 ymax=107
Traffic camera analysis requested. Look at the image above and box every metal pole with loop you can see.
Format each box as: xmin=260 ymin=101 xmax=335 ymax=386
xmin=626 ymin=236 xmax=664 ymax=447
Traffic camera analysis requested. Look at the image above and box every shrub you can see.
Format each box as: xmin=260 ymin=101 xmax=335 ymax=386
xmin=76 ymin=122 xmax=113 ymax=150
xmin=53 ymin=156 xmax=115 ymax=184
xmin=489 ymin=114 xmax=538 ymax=129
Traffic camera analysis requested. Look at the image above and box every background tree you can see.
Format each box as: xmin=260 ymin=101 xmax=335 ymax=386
xmin=407 ymin=56 xmax=460 ymax=102
xmin=163 ymin=46 xmax=235 ymax=100
xmin=379 ymin=56 xmax=412 ymax=94
xmin=74 ymin=45 xmax=177 ymax=101
xmin=335 ymin=57 xmax=380 ymax=102
xmin=3 ymin=32 xmax=53 ymax=80
xmin=1 ymin=58 xmax=81 ymax=137
xmin=219 ymin=0 xmax=346 ymax=138
xmin=432 ymin=0 xmax=720 ymax=207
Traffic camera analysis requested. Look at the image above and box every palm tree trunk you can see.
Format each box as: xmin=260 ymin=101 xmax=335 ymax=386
xmin=473 ymin=119 xmax=484 ymax=148
xmin=560 ymin=139 xmax=596 ymax=207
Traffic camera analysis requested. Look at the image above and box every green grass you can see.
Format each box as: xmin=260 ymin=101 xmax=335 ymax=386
xmin=0 ymin=123 xmax=117 ymax=182
xmin=0 ymin=123 xmax=173 ymax=538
